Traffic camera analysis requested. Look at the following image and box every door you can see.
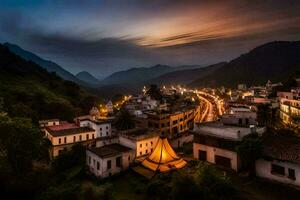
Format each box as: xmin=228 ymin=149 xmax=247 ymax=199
xmin=215 ymin=155 xmax=231 ymax=169
xmin=198 ymin=150 xmax=207 ymax=161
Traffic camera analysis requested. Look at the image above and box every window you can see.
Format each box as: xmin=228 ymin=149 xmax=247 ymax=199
xmin=100 ymin=128 xmax=102 ymax=131
xmin=140 ymin=152 xmax=142 ymax=156
xmin=245 ymin=118 xmax=249 ymax=125
xmin=97 ymin=161 xmax=100 ymax=170
xmin=199 ymin=150 xmax=207 ymax=161
xmin=92 ymin=134 xmax=95 ymax=139
xmin=64 ymin=137 xmax=67 ymax=143
xmin=116 ymin=156 xmax=121 ymax=167
xmin=151 ymin=141 xmax=153 ymax=146
xmin=167 ymin=122 xmax=170 ymax=126
xmin=58 ymin=138 xmax=61 ymax=144
xmin=93 ymin=159 xmax=95 ymax=165
xmin=151 ymin=148 xmax=153 ymax=152
xmin=140 ymin=144 xmax=142 ymax=148
xmin=106 ymin=126 xmax=109 ymax=129
xmin=238 ymin=118 xmax=242 ymax=125
xmin=79 ymin=135 xmax=82 ymax=141
xmin=146 ymin=150 xmax=148 ymax=154
xmin=107 ymin=160 xmax=111 ymax=170
xmin=86 ymin=134 xmax=89 ymax=140
xmin=106 ymin=131 xmax=108 ymax=135
xmin=146 ymin=143 xmax=148 ymax=146
xmin=271 ymin=164 xmax=285 ymax=176
xmin=73 ymin=136 xmax=76 ymax=142
xmin=173 ymin=120 xmax=178 ymax=125
xmin=161 ymin=123 xmax=165 ymax=128
xmin=288 ymin=168 xmax=296 ymax=180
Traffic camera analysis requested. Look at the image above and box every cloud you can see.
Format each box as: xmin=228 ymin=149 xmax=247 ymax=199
xmin=0 ymin=0 xmax=299 ymax=77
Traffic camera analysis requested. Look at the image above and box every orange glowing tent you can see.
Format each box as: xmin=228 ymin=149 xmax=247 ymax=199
xmin=141 ymin=136 xmax=187 ymax=172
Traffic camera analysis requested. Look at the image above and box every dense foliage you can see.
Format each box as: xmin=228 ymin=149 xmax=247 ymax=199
xmin=114 ymin=108 xmax=136 ymax=130
xmin=236 ymin=133 xmax=262 ymax=174
xmin=146 ymin=163 xmax=238 ymax=200
xmin=0 ymin=44 xmax=100 ymax=122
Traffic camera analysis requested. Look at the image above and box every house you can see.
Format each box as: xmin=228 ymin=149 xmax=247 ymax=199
xmin=222 ymin=106 xmax=257 ymax=126
xmin=119 ymin=128 xmax=160 ymax=158
xmin=44 ymin=122 xmax=96 ymax=158
xmin=106 ymin=101 xmax=114 ymax=114
xmin=256 ymin=134 xmax=300 ymax=187
xmin=39 ymin=119 xmax=60 ymax=132
xmin=193 ymin=121 xmax=266 ymax=171
xmin=79 ymin=118 xmax=112 ymax=138
xmin=86 ymin=144 xmax=135 ymax=178
xmin=279 ymin=98 xmax=300 ymax=130
xmin=146 ymin=106 xmax=199 ymax=139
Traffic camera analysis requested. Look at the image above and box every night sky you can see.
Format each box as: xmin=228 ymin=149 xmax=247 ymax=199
xmin=0 ymin=0 xmax=300 ymax=78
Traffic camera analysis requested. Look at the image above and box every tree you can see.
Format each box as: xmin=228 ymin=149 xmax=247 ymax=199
xmin=196 ymin=164 xmax=236 ymax=200
xmin=0 ymin=116 xmax=44 ymax=174
xmin=51 ymin=144 xmax=86 ymax=172
xmin=114 ymin=108 xmax=135 ymax=131
xmin=146 ymin=84 xmax=163 ymax=100
xmin=236 ymin=133 xmax=262 ymax=175
xmin=256 ymin=104 xmax=272 ymax=126
xmin=171 ymin=172 xmax=201 ymax=200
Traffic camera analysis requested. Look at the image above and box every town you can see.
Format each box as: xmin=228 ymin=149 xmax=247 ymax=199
xmin=36 ymin=78 xmax=300 ymax=197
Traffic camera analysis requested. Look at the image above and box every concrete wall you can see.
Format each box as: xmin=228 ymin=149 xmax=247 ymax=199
xmin=193 ymin=143 xmax=239 ymax=171
xmin=45 ymin=129 xmax=95 ymax=146
xmin=256 ymin=159 xmax=300 ymax=187
xmin=119 ymin=135 xmax=159 ymax=157
xmin=170 ymin=134 xmax=193 ymax=149
xmin=136 ymin=137 xmax=159 ymax=157
xmin=80 ymin=120 xmax=112 ymax=138
xmin=96 ymin=137 xmax=119 ymax=147
xmin=86 ymin=150 xmax=135 ymax=178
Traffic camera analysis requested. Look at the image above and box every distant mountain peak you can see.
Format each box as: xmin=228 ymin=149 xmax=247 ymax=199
xmin=76 ymin=71 xmax=100 ymax=85
xmin=3 ymin=42 xmax=88 ymax=86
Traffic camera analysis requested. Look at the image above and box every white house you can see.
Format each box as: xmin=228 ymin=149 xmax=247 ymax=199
xmin=256 ymin=134 xmax=300 ymax=187
xmin=86 ymin=144 xmax=135 ymax=178
xmin=193 ymin=121 xmax=266 ymax=171
xmin=79 ymin=118 xmax=112 ymax=138
xmin=44 ymin=122 xmax=96 ymax=158
xmin=222 ymin=106 xmax=257 ymax=127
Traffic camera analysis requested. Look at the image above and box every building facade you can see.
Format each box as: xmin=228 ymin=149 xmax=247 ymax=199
xmin=44 ymin=122 xmax=96 ymax=158
xmin=86 ymin=144 xmax=135 ymax=178
xmin=279 ymin=98 xmax=300 ymax=130
xmin=147 ymin=107 xmax=199 ymax=139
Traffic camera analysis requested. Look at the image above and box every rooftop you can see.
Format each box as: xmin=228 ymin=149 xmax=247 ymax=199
xmin=262 ymin=133 xmax=300 ymax=164
xmin=193 ymin=121 xmax=265 ymax=141
xmin=80 ymin=118 xmax=113 ymax=125
xmin=46 ymin=124 xmax=95 ymax=137
xmin=120 ymin=128 xmax=159 ymax=140
xmin=39 ymin=119 xmax=59 ymax=123
xmin=88 ymin=144 xmax=132 ymax=158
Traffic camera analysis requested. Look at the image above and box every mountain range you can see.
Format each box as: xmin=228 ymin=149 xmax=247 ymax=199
xmin=2 ymin=41 xmax=300 ymax=97
xmin=3 ymin=43 xmax=86 ymax=85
